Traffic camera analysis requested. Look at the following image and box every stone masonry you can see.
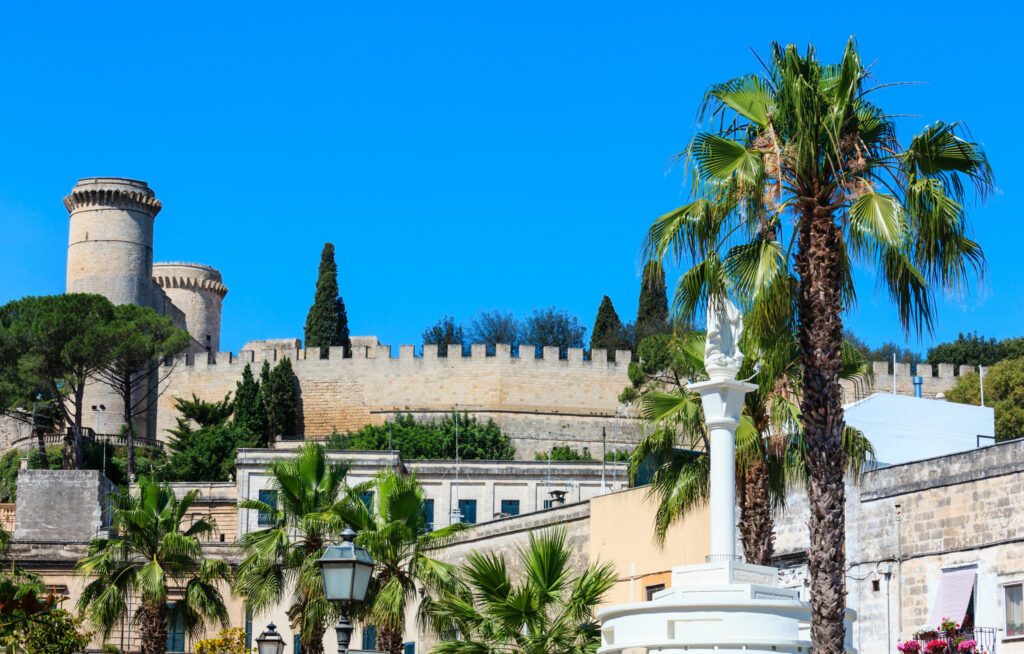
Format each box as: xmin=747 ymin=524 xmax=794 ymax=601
xmin=14 ymin=469 xmax=114 ymax=542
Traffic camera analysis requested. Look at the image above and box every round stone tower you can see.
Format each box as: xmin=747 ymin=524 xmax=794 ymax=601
xmin=65 ymin=178 xmax=162 ymax=305
xmin=152 ymin=262 xmax=228 ymax=352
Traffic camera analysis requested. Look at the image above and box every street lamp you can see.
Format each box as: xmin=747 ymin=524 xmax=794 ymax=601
xmin=318 ymin=528 xmax=374 ymax=654
xmin=255 ymin=623 xmax=286 ymax=654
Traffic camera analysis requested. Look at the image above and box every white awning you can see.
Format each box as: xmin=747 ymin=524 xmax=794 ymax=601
xmin=928 ymin=569 xmax=977 ymax=626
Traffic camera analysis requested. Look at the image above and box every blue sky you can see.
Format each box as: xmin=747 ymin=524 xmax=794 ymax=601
xmin=0 ymin=1 xmax=1020 ymax=355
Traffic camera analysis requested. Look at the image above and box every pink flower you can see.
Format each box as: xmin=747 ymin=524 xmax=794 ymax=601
xmin=898 ymin=641 xmax=922 ymax=653
xmin=957 ymin=640 xmax=977 ymax=653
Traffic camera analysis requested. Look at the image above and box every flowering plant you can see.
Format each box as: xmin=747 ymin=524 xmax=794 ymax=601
xmin=925 ymin=639 xmax=949 ymax=654
xmin=957 ymin=640 xmax=978 ymax=653
xmin=938 ymin=617 xmax=961 ymax=634
xmin=897 ymin=640 xmax=922 ymax=652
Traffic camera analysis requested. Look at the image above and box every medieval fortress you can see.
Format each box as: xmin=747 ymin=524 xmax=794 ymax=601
xmin=4 ymin=177 xmax=970 ymax=457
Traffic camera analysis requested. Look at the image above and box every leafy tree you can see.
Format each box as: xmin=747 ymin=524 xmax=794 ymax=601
xmin=235 ymin=443 xmax=348 ymax=654
xmin=21 ymin=607 xmax=91 ymax=654
xmin=194 ymin=627 xmax=248 ymax=654
xmin=520 ymin=307 xmax=586 ymax=359
xmin=468 ymin=310 xmax=520 ymax=355
xmin=0 ymin=294 xmax=117 ymax=469
xmin=0 ymin=570 xmax=58 ymax=651
xmin=590 ymin=296 xmax=629 ymax=358
xmin=422 ymin=316 xmax=465 ymax=357
xmin=325 ymin=412 xmax=515 ymax=460
xmin=335 ymin=470 xmax=465 ymax=654
xmin=428 ymin=528 xmax=616 ymax=654
xmin=264 ymin=358 xmax=299 ymax=442
xmin=304 ymin=243 xmax=351 ymax=358
xmin=927 ymin=331 xmax=1024 ymax=367
xmin=636 ymin=260 xmax=670 ymax=343
xmin=644 ymin=39 xmax=991 ymax=650
xmin=93 ymin=304 xmax=189 ymax=480
xmin=76 ymin=478 xmax=231 ymax=654
xmin=233 ymin=363 xmax=268 ymax=445
xmin=172 ymin=394 xmax=234 ymax=429
xmin=534 ymin=445 xmax=594 ymax=461
xmin=947 ymin=357 xmax=1024 ymax=441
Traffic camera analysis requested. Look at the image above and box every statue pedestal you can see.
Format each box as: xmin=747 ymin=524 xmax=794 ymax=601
xmin=597 ymin=560 xmax=856 ymax=654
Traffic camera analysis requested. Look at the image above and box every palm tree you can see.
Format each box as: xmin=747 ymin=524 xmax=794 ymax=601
xmin=644 ymin=39 xmax=992 ymax=652
xmin=235 ymin=443 xmax=348 ymax=654
xmin=427 ymin=528 xmax=616 ymax=654
xmin=334 ymin=469 xmax=466 ymax=654
xmin=630 ymin=330 xmax=873 ymax=564
xmin=76 ymin=478 xmax=231 ymax=654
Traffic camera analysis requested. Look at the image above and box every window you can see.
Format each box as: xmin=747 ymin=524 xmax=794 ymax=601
xmin=645 ymin=584 xmax=666 ymax=601
xmin=258 ymin=489 xmax=278 ymax=527
xmin=166 ymin=603 xmax=185 ymax=652
xmin=543 ymin=499 xmax=553 ymax=510
xmin=500 ymin=499 xmax=520 ymax=516
xmin=1007 ymin=583 xmax=1024 ymax=638
xmin=929 ymin=567 xmax=977 ymax=628
xmin=458 ymin=499 xmax=477 ymax=525
xmin=404 ymin=643 xmax=416 ymax=654
xmin=293 ymin=634 xmax=303 ymax=653
xmin=363 ymin=625 xmax=378 ymax=650
xmin=422 ymin=499 xmax=434 ymax=531
xmin=359 ymin=491 xmax=374 ymax=511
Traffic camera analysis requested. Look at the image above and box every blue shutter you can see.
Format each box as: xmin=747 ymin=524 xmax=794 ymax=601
xmin=404 ymin=643 xmax=416 ymax=654
xmin=359 ymin=491 xmax=374 ymax=511
xmin=166 ymin=602 xmax=186 ymax=652
xmin=363 ymin=625 xmax=378 ymax=650
xmin=421 ymin=499 xmax=435 ymax=531
xmin=293 ymin=634 xmax=303 ymax=653
xmin=458 ymin=499 xmax=477 ymax=524
xmin=258 ymin=489 xmax=278 ymax=526
xmin=244 ymin=608 xmax=253 ymax=649
xmin=500 ymin=499 xmax=520 ymax=516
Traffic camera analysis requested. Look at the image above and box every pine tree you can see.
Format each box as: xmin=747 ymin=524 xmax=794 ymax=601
xmin=635 ymin=260 xmax=670 ymax=343
xmin=233 ymin=363 xmax=268 ymax=445
xmin=264 ymin=358 xmax=299 ymax=442
xmin=304 ymin=243 xmax=351 ymax=358
xmin=590 ymin=296 xmax=626 ymax=358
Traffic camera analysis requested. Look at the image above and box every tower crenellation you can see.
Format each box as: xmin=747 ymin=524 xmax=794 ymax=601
xmin=153 ymin=262 xmax=228 ymax=352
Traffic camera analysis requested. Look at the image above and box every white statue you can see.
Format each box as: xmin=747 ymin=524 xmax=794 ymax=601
xmin=704 ymin=296 xmax=744 ymax=381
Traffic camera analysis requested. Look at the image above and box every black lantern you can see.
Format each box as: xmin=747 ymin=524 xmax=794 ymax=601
xmin=255 ymin=623 xmax=286 ymax=654
xmin=318 ymin=528 xmax=375 ymax=654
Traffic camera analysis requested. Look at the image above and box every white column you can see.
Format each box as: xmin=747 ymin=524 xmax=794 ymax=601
xmin=687 ymin=379 xmax=757 ymax=559
xmin=708 ymin=420 xmax=737 ymax=558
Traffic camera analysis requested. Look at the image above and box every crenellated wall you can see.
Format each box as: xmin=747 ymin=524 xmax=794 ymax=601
xmin=157 ymin=343 xmax=639 ymax=457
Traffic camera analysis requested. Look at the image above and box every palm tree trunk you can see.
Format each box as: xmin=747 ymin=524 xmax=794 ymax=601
xmin=139 ymin=601 xmax=169 ymax=654
xmin=304 ymin=617 xmax=326 ymax=654
xmin=378 ymin=626 xmax=405 ymax=654
xmin=738 ymin=460 xmax=774 ymax=566
xmin=796 ymin=210 xmax=848 ymax=654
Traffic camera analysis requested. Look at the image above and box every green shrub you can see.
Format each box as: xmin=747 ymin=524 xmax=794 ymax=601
xmin=325 ymin=412 xmax=514 ymax=460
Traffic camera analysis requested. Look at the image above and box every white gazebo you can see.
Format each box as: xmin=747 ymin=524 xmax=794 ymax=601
xmin=598 ymin=299 xmax=855 ymax=654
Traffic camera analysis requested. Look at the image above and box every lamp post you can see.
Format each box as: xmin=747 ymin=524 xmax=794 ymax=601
xmin=256 ymin=623 xmax=286 ymax=654
xmin=318 ymin=528 xmax=374 ymax=654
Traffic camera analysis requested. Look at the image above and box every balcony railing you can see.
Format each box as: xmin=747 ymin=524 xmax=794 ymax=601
xmin=36 ymin=428 xmax=165 ymax=451
xmin=910 ymin=626 xmax=1001 ymax=653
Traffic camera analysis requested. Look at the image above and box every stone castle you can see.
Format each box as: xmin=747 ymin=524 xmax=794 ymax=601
xmin=4 ymin=177 xmax=973 ymax=457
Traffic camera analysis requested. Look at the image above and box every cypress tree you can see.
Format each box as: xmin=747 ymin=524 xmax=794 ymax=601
xmin=233 ymin=363 xmax=268 ymax=444
xmin=635 ymin=260 xmax=670 ymax=343
xmin=590 ymin=295 xmax=626 ymax=357
xmin=304 ymin=243 xmax=351 ymax=358
xmin=264 ymin=358 xmax=299 ymax=443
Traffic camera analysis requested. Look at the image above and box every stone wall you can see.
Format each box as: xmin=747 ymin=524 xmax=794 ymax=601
xmin=157 ymin=344 xmax=637 ymax=456
xmin=14 ymin=470 xmax=114 ymax=542
xmin=774 ymin=439 xmax=1024 ymax=654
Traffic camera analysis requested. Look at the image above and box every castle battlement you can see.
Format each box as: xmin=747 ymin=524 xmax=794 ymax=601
xmin=166 ymin=343 xmax=634 ymax=370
